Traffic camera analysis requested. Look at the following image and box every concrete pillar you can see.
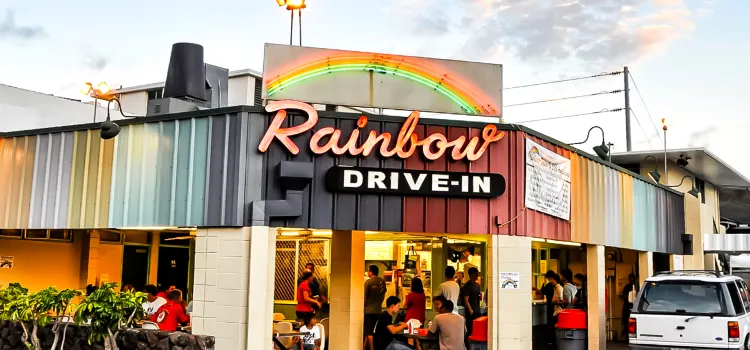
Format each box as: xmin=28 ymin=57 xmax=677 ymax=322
xmin=487 ymin=234 xmax=532 ymax=350
xmin=586 ymin=245 xmax=606 ymax=350
xmin=85 ymin=230 xmax=101 ymax=286
xmin=638 ymin=252 xmax=653 ymax=286
xmin=149 ymin=231 xmax=160 ymax=284
xmin=328 ymin=230 xmax=366 ymax=350
xmin=191 ymin=227 xmax=276 ymax=350
xmin=669 ymin=254 xmax=683 ymax=271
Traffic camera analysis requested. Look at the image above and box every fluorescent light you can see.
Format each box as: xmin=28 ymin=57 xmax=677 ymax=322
xmin=312 ymin=231 xmax=331 ymax=236
xmin=531 ymin=238 xmax=545 ymax=242
xmin=280 ymin=231 xmax=300 ymax=237
xmin=118 ymin=226 xmax=175 ymax=231
xmin=365 ymin=231 xmax=379 ymax=235
xmin=546 ymin=239 xmax=581 ymax=247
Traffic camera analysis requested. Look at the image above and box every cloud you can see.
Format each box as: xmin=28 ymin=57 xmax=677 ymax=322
xmin=83 ymin=53 xmax=111 ymax=71
xmin=395 ymin=0 xmax=698 ymax=68
xmin=0 ymin=9 xmax=46 ymax=40
xmin=687 ymin=125 xmax=718 ymax=148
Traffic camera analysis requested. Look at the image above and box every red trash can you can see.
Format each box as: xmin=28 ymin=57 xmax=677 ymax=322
xmin=555 ymin=309 xmax=587 ymax=350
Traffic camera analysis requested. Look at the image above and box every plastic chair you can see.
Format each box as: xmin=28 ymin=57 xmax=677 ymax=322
xmin=273 ymin=313 xmax=286 ymax=322
xmin=319 ymin=318 xmax=330 ymax=339
xmin=275 ymin=321 xmax=294 ymax=347
xmin=142 ymin=321 xmax=160 ymax=330
xmin=316 ymin=323 xmax=326 ymax=350
xmin=468 ymin=316 xmax=488 ymax=350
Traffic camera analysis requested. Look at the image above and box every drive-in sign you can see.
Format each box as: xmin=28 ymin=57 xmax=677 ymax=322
xmin=325 ymin=166 xmax=505 ymax=198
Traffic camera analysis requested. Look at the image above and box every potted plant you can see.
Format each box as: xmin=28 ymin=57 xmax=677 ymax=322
xmin=0 ymin=283 xmax=33 ymax=349
xmin=75 ymin=283 xmax=146 ymax=350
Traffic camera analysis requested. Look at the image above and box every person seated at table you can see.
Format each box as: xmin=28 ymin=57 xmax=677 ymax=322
xmin=374 ymin=296 xmax=413 ymax=350
xmin=142 ymin=284 xmax=167 ymax=318
xmin=151 ymin=289 xmax=190 ymax=331
xmin=428 ymin=296 xmax=466 ymax=350
xmin=289 ymin=314 xmax=322 ymax=350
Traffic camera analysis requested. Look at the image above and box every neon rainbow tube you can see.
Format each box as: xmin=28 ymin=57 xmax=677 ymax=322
xmin=265 ymin=54 xmax=498 ymax=115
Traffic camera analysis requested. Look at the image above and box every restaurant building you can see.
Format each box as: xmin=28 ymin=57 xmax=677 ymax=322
xmin=0 ymin=43 xmax=689 ymax=350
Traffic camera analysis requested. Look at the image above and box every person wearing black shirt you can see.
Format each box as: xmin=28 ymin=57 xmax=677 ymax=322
xmin=540 ymin=271 xmax=558 ymax=347
xmin=620 ymin=273 xmax=636 ymax=341
xmin=373 ymin=296 xmax=412 ymax=350
xmin=297 ymin=263 xmax=324 ymax=302
xmin=573 ymin=273 xmax=587 ymax=310
xmin=461 ymin=267 xmax=481 ymax=344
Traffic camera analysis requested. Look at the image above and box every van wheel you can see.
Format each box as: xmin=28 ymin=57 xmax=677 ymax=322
xmin=745 ymin=336 xmax=750 ymax=350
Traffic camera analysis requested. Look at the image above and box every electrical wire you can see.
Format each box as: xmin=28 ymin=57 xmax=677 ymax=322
xmin=628 ymin=71 xmax=662 ymax=143
xmin=503 ymin=71 xmax=623 ymax=90
xmin=513 ymin=107 xmax=625 ymax=124
xmin=504 ymin=89 xmax=623 ymax=108
xmin=629 ymin=108 xmax=655 ymax=149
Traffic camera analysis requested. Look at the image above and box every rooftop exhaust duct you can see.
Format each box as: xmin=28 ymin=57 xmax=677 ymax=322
xmin=147 ymin=42 xmax=229 ymax=116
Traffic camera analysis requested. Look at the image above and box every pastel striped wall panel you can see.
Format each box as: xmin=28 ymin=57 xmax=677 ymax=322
xmin=604 ymin=166 xmax=621 ymax=247
xmin=0 ymin=136 xmax=36 ymax=228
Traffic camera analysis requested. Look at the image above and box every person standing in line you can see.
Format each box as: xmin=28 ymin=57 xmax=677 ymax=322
xmin=461 ymin=267 xmax=481 ymax=343
xmin=573 ymin=273 xmax=587 ymax=309
xmin=436 ymin=266 xmax=460 ymax=315
xmin=364 ymin=265 xmax=387 ymax=350
xmin=620 ymin=273 xmax=636 ymax=341
xmin=298 ymin=263 xmax=327 ymax=304
xmin=561 ymin=269 xmax=577 ymax=309
xmin=142 ymin=284 xmax=167 ymax=317
xmin=404 ymin=277 xmax=426 ymax=325
xmin=429 ymin=296 xmax=466 ymax=350
xmin=297 ymin=271 xmax=322 ymax=321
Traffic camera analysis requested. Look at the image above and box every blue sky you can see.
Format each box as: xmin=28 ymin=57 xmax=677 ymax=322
xmin=1 ymin=0 xmax=749 ymax=176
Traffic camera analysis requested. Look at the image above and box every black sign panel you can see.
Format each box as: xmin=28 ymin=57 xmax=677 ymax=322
xmin=325 ymin=166 xmax=506 ymax=198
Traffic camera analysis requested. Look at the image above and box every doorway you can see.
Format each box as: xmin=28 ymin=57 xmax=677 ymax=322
xmin=157 ymin=246 xmax=190 ymax=296
xmin=121 ymin=245 xmax=150 ymax=291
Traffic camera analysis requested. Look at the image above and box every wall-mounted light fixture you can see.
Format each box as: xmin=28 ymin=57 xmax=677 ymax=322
xmin=668 ymin=175 xmax=700 ymax=199
xmin=99 ymin=98 xmax=140 ymax=140
xmin=641 ymin=155 xmax=662 ymax=183
xmin=569 ymin=126 xmax=610 ymax=161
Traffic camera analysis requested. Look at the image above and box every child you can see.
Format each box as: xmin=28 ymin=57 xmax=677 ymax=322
xmin=292 ymin=314 xmax=321 ymax=350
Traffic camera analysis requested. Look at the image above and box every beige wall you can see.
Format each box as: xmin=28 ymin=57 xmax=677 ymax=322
xmin=98 ymin=243 xmax=123 ymax=286
xmin=118 ymin=91 xmax=149 ymax=115
xmin=0 ymin=237 xmax=85 ymax=291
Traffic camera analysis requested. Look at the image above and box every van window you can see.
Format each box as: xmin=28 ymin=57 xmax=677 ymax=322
xmin=740 ymin=280 xmax=750 ymax=313
xmin=638 ymin=281 xmax=725 ymax=315
xmin=727 ymin=282 xmax=745 ymax=314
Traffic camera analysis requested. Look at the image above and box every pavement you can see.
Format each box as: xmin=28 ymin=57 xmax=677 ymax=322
xmin=607 ymin=341 xmax=630 ymax=349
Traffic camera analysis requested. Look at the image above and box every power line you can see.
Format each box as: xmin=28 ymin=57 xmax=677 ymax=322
xmin=629 ymin=108 xmax=655 ymax=149
xmin=504 ymin=89 xmax=623 ymax=108
xmin=503 ymin=71 xmax=623 ymax=90
xmin=628 ymin=71 xmax=663 ymax=143
xmin=513 ymin=107 xmax=625 ymax=124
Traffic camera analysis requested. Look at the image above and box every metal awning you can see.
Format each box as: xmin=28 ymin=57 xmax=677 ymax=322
xmin=704 ymin=234 xmax=750 ymax=254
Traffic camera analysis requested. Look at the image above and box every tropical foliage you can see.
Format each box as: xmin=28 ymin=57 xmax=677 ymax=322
xmin=75 ymin=282 xmax=146 ymax=350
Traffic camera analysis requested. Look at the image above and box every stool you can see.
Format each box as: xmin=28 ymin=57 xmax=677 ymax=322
xmin=468 ymin=316 xmax=488 ymax=350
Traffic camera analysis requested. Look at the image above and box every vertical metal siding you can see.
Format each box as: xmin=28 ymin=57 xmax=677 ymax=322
xmin=646 ymin=185 xmax=658 ymax=251
xmin=570 ymin=155 xmax=590 ymax=243
xmin=632 ymin=179 xmax=649 ymax=251
xmin=619 ymin=173 xmax=634 ymax=249
xmin=666 ymin=191 xmax=685 ymax=254
xmin=655 ymin=190 xmax=666 ymax=252
xmin=604 ymin=166 xmax=621 ymax=248
xmin=0 ymin=136 xmax=36 ymax=228
xmin=587 ymin=160 xmax=606 ymax=245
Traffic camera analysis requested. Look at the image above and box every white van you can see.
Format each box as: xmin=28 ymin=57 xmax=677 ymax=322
xmin=629 ymin=271 xmax=750 ymax=349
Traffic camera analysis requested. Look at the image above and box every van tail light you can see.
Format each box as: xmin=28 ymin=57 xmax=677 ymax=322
xmin=728 ymin=321 xmax=740 ymax=343
xmin=628 ymin=318 xmax=637 ymax=338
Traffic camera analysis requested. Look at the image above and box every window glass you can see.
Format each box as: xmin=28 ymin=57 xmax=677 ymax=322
xmin=99 ymin=231 xmax=122 ymax=243
xmin=0 ymin=230 xmax=23 ymax=238
xmin=638 ymin=281 xmax=724 ymax=315
xmin=727 ymin=282 xmax=744 ymax=314
xmin=48 ymin=230 xmax=73 ymax=241
xmin=741 ymin=281 xmax=750 ymax=313
xmin=24 ymin=230 xmax=48 ymax=240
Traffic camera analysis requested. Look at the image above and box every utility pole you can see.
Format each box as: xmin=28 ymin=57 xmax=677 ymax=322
xmin=624 ymin=66 xmax=632 ymax=151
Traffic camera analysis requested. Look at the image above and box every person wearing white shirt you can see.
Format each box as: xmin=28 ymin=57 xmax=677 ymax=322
xmin=142 ymin=284 xmax=167 ymax=317
xmin=292 ymin=314 xmax=321 ymax=350
xmin=435 ymin=266 xmax=461 ymax=315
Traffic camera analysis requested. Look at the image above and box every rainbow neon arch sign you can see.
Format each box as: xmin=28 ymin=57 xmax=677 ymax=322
xmin=261 ymin=45 xmax=503 ymax=117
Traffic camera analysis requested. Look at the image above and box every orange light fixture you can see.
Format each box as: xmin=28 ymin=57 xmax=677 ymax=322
xmin=80 ymin=81 xmax=116 ymax=101
xmin=97 ymin=82 xmax=111 ymax=95
xmin=285 ymin=0 xmax=306 ymax=9
xmin=276 ymin=0 xmax=286 ymax=6
xmin=80 ymin=82 xmax=94 ymax=95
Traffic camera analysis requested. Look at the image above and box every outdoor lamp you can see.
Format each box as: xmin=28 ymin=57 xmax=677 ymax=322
xmin=569 ymin=126 xmax=610 ymax=162
xmin=99 ymin=98 xmax=138 ymax=140
xmin=668 ymin=175 xmax=700 ymax=199
xmin=641 ymin=155 xmax=661 ymax=183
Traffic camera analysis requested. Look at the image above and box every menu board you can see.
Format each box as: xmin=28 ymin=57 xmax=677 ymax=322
xmin=365 ymin=241 xmax=394 ymax=260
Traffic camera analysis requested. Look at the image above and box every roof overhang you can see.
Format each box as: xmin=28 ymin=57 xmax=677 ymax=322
xmin=610 ymin=148 xmax=750 ymax=188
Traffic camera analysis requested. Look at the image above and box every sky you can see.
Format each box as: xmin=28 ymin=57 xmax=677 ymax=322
xmin=1 ymin=0 xmax=749 ymax=177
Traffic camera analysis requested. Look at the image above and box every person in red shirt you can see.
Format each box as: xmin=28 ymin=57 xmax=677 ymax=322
xmin=296 ymin=271 xmax=321 ymax=320
xmin=404 ymin=277 xmax=426 ymax=325
xmin=151 ymin=289 xmax=190 ymax=331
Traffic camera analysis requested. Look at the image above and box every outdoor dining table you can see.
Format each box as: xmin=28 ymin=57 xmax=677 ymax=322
xmin=401 ymin=333 xmax=440 ymax=350
xmin=272 ymin=331 xmax=309 ymax=350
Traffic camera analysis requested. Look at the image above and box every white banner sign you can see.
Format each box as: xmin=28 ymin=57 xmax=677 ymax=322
xmin=525 ymin=139 xmax=571 ymax=220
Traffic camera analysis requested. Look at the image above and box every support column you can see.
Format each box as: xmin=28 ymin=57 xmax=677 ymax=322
xmin=487 ymin=234 xmax=532 ymax=350
xmin=638 ymin=252 xmax=653 ymax=286
xmin=669 ymin=255 xmax=683 ymax=271
xmin=586 ymin=245 xmax=606 ymax=350
xmin=149 ymin=231 xmax=160 ymax=284
xmin=191 ymin=227 xmax=276 ymax=350
xmin=329 ymin=230 xmax=365 ymax=350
